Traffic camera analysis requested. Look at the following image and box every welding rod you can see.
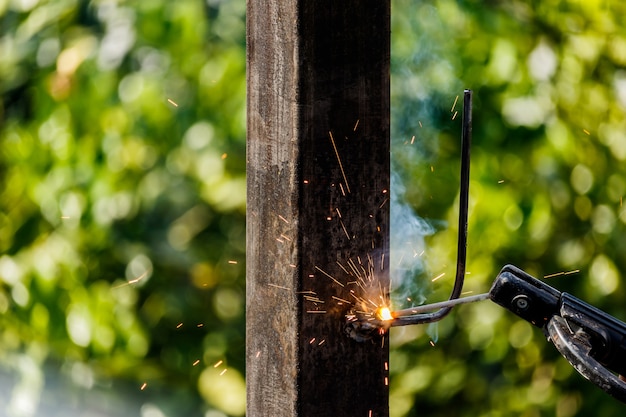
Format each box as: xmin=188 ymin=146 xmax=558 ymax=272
xmin=388 ymin=90 xmax=473 ymax=326
xmin=389 ymin=292 xmax=490 ymax=325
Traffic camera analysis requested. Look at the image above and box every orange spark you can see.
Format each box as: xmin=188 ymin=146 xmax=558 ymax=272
xmin=332 ymin=295 xmax=351 ymax=304
xmin=451 ymin=95 xmax=459 ymax=113
xmin=431 ymin=272 xmax=446 ymax=282
xmin=328 ymin=131 xmax=351 ymax=193
xmin=314 ymin=266 xmax=344 ymax=287
xmin=268 ymin=283 xmax=290 ymax=291
xmin=339 ymin=219 xmax=351 ymax=240
xmin=128 ymin=270 xmax=150 ymax=285
xmin=544 ymin=269 xmax=580 ymax=279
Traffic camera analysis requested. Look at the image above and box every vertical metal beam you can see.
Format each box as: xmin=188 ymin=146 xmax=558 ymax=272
xmin=247 ymin=1 xmax=390 ymax=416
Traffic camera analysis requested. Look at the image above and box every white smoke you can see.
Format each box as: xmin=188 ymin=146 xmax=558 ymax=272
xmin=389 ymin=173 xmax=437 ymax=309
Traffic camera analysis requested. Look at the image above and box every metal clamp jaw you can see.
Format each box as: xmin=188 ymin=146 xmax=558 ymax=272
xmin=490 ymin=265 xmax=626 ymax=402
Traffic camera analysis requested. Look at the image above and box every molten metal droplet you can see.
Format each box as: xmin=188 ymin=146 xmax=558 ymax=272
xmin=376 ymin=307 xmax=393 ymax=321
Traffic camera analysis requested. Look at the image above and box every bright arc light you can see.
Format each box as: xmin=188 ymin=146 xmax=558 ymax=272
xmin=376 ymin=307 xmax=393 ymax=321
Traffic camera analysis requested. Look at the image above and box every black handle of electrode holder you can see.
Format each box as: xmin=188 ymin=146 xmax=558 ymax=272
xmin=489 ymin=264 xmax=560 ymax=328
xmin=490 ymin=264 xmax=626 ymax=403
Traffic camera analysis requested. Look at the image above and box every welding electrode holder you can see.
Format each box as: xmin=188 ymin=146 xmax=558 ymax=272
xmin=489 ymin=264 xmax=626 ymax=403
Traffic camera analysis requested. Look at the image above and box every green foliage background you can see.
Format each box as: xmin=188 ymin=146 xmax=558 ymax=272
xmin=0 ymin=0 xmax=625 ymax=416
xmin=391 ymin=1 xmax=626 ymax=417
xmin=1 ymin=0 xmax=245 ymax=415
